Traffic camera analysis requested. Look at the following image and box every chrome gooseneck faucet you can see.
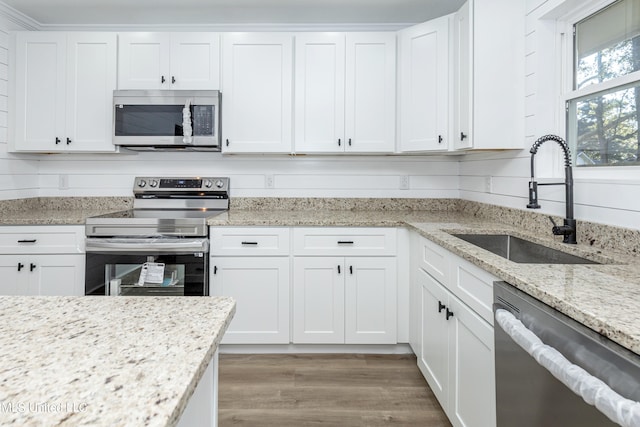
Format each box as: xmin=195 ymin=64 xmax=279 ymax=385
xmin=527 ymin=134 xmax=577 ymax=244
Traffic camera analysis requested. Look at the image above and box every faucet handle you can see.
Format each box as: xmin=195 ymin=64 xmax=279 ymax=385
xmin=548 ymin=216 xmax=562 ymax=235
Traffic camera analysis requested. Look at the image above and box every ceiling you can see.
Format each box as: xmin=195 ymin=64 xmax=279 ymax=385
xmin=0 ymin=0 xmax=465 ymax=27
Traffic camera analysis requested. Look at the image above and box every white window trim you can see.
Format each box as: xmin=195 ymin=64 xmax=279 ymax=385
xmin=557 ymin=0 xmax=640 ymax=179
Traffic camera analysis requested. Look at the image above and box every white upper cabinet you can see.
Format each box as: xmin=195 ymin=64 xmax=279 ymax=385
xmin=294 ymin=32 xmax=396 ymax=153
xmin=118 ymin=32 xmax=220 ymax=90
xmin=398 ymin=16 xmax=451 ymax=152
xmin=12 ymin=32 xmax=117 ymax=153
xmin=294 ymin=33 xmax=346 ymax=153
xmin=344 ymin=33 xmax=396 ymax=153
xmin=221 ymin=33 xmax=293 ymax=153
xmin=453 ymin=0 xmax=524 ymax=150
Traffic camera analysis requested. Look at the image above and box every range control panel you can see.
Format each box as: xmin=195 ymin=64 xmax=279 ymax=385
xmin=133 ymin=177 xmax=229 ymax=193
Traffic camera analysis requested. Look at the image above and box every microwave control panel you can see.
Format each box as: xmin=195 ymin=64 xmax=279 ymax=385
xmin=192 ymin=105 xmax=214 ymax=136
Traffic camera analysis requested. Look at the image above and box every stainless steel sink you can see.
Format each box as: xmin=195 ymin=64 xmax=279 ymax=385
xmin=451 ymin=234 xmax=598 ymax=264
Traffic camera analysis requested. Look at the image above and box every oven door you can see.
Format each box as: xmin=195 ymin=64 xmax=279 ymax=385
xmin=85 ymin=238 xmax=209 ymax=296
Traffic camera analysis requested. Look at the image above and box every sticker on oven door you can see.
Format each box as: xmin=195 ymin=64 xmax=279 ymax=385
xmin=137 ymin=262 xmax=165 ymax=286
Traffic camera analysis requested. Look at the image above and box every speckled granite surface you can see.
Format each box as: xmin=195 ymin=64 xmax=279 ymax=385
xmin=0 ymin=296 xmax=235 ymax=427
xmin=1 ymin=196 xmax=639 ymax=355
xmin=0 ymin=197 xmax=132 ymax=225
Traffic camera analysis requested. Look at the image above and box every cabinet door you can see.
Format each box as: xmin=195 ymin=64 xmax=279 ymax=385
xmin=448 ymin=294 xmax=496 ymax=427
xmin=65 ymin=33 xmax=117 ymax=152
xmin=398 ymin=17 xmax=450 ymax=152
xmin=294 ymin=33 xmax=345 ymax=153
xmin=344 ymin=257 xmax=397 ymax=344
xmin=0 ymin=256 xmax=27 ymax=295
xmin=170 ymin=33 xmax=220 ymax=90
xmin=453 ymin=0 xmax=472 ymax=150
xmin=293 ymin=257 xmax=344 ymax=344
xmin=118 ymin=33 xmax=171 ymax=89
xmin=418 ymin=268 xmax=449 ymax=408
xmin=29 ymin=255 xmax=85 ymax=296
xmin=13 ymin=32 xmax=66 ymax=152
xmin=211 ymin=257 xmax=290 ymax=344
xmin=222 ymin=33 xmax=293 ymax=153
xmin=345 ymin=33 xmax=396 ymax=153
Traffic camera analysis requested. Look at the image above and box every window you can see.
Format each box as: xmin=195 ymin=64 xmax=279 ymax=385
xmin=566 ymin=0 xmax=640 ymax=166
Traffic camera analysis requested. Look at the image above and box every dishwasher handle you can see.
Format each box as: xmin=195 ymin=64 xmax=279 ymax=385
xmin=495 ymin=309 xmax=640 ymax=427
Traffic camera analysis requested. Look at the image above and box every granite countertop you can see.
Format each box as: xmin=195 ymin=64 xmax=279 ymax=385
xmin=1 ymin=201 xmax=638 ymax=355
xmin=0 ymin=209 xmax=122 ymax=225
xmin=209 ymin=209 xmax=640 ymax=356
xmin=0 ymin=296 xmax=235 ymax=426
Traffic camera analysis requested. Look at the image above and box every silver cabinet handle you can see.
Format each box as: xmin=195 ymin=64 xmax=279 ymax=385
xmin=496 ymin=309 xmax=640 ymax=425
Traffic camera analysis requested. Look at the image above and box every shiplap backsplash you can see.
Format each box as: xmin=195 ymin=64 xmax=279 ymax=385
xmin=35 ymin=153 xmax=461 ymax=199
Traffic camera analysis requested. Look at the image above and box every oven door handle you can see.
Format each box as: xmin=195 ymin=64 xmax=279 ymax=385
xmin=85 ymin=238 xmax=209 ymax=253
xmin=495 ymin=309 xmax=640 ymax=427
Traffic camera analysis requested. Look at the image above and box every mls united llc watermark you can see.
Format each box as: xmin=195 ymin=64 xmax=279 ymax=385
xmin=1 ymin=401 xmax=88 ymax=414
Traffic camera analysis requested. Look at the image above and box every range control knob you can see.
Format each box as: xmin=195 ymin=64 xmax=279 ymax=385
xmin=204 ymin=180 xmax=213 ymax=188
xmin=138 ymin=180 xmax=147 ymax=188
xmin=215 ymin=180 xmax=224 ymax=188
xmin=149 ymin=180 xmax=158 ymax=188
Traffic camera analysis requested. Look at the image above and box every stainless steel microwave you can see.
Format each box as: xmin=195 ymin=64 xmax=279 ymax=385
xmin=112 ymin=90 xmax=221 ymax=152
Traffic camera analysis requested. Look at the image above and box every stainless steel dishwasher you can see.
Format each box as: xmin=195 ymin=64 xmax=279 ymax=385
xmin=494 ymin=281 xmax=640 ymax=427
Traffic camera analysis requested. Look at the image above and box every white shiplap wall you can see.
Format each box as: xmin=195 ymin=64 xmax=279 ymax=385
xmin=0 ymin=14 xmax=39 ymax=200
xmin=35 ymin=153 xmax=460 ymax=199
xmin=459 ymin=0 xmax=640 ymax=231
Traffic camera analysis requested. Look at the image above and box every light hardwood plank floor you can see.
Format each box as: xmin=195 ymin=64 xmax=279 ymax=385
xmin=218 ymin=353 xmax=452 ymax=426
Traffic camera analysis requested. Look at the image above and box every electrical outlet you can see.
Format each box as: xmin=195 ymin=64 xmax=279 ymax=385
xmin=400 ymin=175 xmax=409 ymax=190
xmin=58 ymin=174 xmax=69 ymax=190
xmin=265 ymin=174 xmax=274 ymax=189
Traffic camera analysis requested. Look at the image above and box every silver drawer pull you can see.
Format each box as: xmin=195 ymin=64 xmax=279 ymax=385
xmin=18 ymin=239 xmax=37 ymax=243
xmin=337 ymin=241 xmax=354 ymax=245
xmin=241 ymin=241 xmax=258 ymax=245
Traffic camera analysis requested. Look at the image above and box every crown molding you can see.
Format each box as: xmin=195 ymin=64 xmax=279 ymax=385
xmin=36 ymin=22 xmax=411 ymax=32
xmin=0 ymin=1 xmax=41 ymax=30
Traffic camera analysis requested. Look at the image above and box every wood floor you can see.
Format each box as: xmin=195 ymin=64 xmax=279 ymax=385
xmin=218 ymin=353 xmax=452 ymax=426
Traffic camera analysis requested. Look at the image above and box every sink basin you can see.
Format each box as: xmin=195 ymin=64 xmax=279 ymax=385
xmin=451 ymin=234 xmax=598 ymax=264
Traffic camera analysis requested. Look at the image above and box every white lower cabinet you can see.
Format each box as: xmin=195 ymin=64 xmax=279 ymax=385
xmin=210 ymin=257 xmax=290 ymax=344
xmin=292 ymin=227 xmax=398 ymax=345
xmin=210 ymin=227 xmax=290 ymax=344
xmin=411 ymin=233 xmax=496 ymax=427
xmin=292 ymin=256 xmax=397 ymax=344
xmin=0 ymin=254 xmax=85 ymax=296
xmin=0 ymin=226 xmax=85 ymax=296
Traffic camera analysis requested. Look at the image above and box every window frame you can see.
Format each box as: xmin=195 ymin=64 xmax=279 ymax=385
xmin=560 ymin=0 xmax=640 ymax=173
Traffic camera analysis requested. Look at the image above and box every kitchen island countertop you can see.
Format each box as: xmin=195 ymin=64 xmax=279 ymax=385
xmin=0 ymin=296 xmax=235 ymax=426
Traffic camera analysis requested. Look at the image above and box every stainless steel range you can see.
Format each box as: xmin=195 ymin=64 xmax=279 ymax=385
xmin=85 ymin=177 xmax=229 ymax=296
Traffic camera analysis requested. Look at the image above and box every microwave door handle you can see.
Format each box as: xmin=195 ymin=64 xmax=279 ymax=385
xmin=495 ymin=309 xmax=640 ymax=425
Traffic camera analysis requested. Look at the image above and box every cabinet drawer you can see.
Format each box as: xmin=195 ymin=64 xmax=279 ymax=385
xmin=450 ymin=257 xmax=497 ymax=325
xmin=416 ymin=235 xmax=449 ymax=285
xmin=210 ymin=227 xmax=290 ymax=256
xmin=0 ymin=226 xmax=85 ymax=254
xmin=293 ymin=227 xmax=396 ymax=256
